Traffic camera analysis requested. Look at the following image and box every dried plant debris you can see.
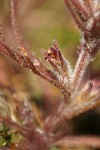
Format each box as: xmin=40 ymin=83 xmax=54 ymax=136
xmin=0 ymin=0 xmax=100 ymax=150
